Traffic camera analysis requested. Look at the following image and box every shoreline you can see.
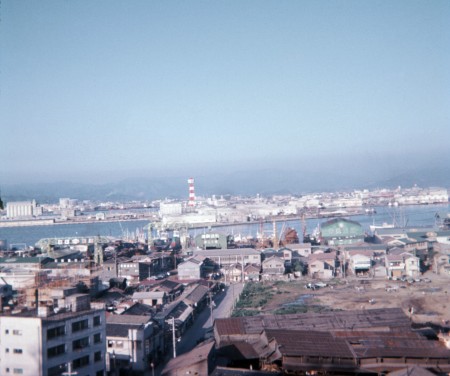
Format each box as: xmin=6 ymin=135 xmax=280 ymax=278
xmin=0 ymin=209 xmax=366 ymax=229
xmin=0 ymin=202 xmax=447 ymax=230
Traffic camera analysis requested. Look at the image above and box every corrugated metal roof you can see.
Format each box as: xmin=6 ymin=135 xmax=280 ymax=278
xmin=216 ymin=308 xmax=411 ymax=336
xmin=265 ymin=329 xmax=354 ymax=358
xmin=350 ymin=337 xmax=450 ymax=358
xmin=161 ymin=340 xmax=214 ymax=375
xmin=107 ymin=314 xmax=150 ymax=325
xmin=216 ymin=317 xmax=247 ymax=335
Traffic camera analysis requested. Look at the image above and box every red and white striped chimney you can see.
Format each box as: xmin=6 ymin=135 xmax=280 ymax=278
xmin=188 ymin=178 xmax=195 ymax=206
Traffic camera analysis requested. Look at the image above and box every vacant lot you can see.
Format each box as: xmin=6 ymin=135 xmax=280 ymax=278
xmin=234 ymin=271 xmax=450 ymax=326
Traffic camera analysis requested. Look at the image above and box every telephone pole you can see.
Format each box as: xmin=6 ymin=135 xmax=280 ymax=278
xmin=171 ymin=317 xmax=177 ymax=358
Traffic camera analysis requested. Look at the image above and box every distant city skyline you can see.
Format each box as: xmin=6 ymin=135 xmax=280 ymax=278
xmin=1 ymin=1 xmax=449 ymax=185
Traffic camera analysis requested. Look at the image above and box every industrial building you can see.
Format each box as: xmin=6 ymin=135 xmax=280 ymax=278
xmin=6 ymin=200 xmax=42 ymax=219
xmin=193 ymin=248 xmax=261 ymax=268
xmin=194 ymin=231 xmax=230 ymax=249
xmin=320 ymin=217 xmax=364 ymax=245
xmin=213 ymin=308 xmax=450 ymax=374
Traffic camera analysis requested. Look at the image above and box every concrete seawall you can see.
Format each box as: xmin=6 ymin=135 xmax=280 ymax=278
xmin=0 ymin=219 xmax=56 ymax=227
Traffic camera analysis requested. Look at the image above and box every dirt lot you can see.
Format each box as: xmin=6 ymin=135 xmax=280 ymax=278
xmin=259 ymin=271 xmax=450 ymax=326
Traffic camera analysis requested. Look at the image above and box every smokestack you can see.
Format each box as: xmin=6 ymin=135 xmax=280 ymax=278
xmin=188 ymin=178 xmax=195 ymax=207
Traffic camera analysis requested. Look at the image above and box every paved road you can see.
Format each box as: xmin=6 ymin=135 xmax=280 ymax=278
xmin=152 ymin=282 xmax=244 ymax=375
xmin=177 ymin=282 xmax=244 ymax=355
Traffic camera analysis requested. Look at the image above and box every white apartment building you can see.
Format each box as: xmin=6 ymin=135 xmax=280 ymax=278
xmin=0 ymin=304 xmax=106 ymax=376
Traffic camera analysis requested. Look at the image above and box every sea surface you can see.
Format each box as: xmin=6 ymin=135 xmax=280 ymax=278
xmin=0 ymin=204 xmax=448 ymax=249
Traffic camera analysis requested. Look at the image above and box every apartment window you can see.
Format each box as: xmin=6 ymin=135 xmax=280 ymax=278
xmin=13 ymin=369 xmax=23 ymax=374
xmin=48 ymin=344 xmax=66 ymax=358
xmin=5 ymin=329 xmax=9 ymax=334
xmin=5 ymin=348 xmax=9 ymax=353
xmin=93 ymin=333 xmax=102 ymax=344
xmin=115 ymin=341 xmax=124 ymax=348
xmin=47 ymin=325 xmax=66 ymax=339
xmin=93 ymin=315 xmax=101 ymax=326
xmin=94 ymin=351 xmax=102 ymax=362
xmin=72 ymin=319 xmax=89 ymax=333
xmin=12 ymin=330 xmax=22 ymax=336
xmin=73 ymin=337 xmax=90 ymax=351
xmin=73 ymin=355 xmax=89 ymax=369
xmin=13 ymin=349 xmax=23 ymax=354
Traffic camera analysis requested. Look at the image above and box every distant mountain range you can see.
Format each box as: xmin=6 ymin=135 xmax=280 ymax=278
xmin=2 ymin=164 xmax=450 ymax=203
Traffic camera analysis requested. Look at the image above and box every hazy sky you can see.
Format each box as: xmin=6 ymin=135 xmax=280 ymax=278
xmin=1 ymin=1 xmax=449 ymax=184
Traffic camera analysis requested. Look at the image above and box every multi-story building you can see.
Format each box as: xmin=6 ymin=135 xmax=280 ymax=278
xmin=106 ymin=315 xmax=163 ymax=374
xmin=0 ymin=300 xmax=106 ymax=376
xmin=117 ymin=255 xmax=172 ymax=284
xmin=192 ymin=248 xmax=261 ymax=268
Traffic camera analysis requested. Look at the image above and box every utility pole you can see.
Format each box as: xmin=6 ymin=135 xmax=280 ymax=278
xmin=62 ymin=362 xmax=78 ymax=376
xmin=171 ymin=317 xmax=177 ymax=358
xmin=209 ymin=292 xmax=214 ymax=327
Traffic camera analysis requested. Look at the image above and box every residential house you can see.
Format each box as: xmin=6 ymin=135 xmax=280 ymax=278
xmin=154 ymin=300 xmax=194 ymax=352
xmin=223 ymin=264 xmax=243 ymax=283
xmin=286 ymin=243 xmax=313 ymax=258
xmin=433 ymin=252 xmax=450 ymax=275
xmin=177 ymin=257 xmax=204 ymax=280
xmin=151 ymin=280 xmax=184 ymax=302
xmin=182 ymin=283 xmax=210 ymax=313
xmin=308 ymin=252 xmax=337 ymax=279
xmin=262 ymin=256 xmax=285 ymax=280
xmin=244 ymin=264 xmax=260 ymax=282
xmin=132 ymin=291 xmax=168 ymax=307
xmin=385 ymin=251 xmax=420 ymax=278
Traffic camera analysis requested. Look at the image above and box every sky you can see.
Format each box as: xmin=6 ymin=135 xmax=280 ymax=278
xmin=1 ymin=1 xmax=449 ymax=185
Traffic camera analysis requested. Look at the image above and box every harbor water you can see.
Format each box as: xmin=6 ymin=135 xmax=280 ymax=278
xmin=0 ymin=204 xmax=448 ymax=249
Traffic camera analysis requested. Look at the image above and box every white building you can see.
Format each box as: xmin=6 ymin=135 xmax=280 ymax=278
xmin=106 ymin=315 xmax=161 ymax=373
xmin=177 ymin=257 xmax=204 ymax=280
xmin=0 ymin=303 xmax=106 ymax=376
xmin=159 ymin=202 xmax=183 ymax=216
xmin=6 ymin=200 xmax=40 ymax=218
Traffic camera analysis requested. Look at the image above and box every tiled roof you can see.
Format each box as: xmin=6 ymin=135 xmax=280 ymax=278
xmin=183 ymin=284 xmax=209 ymax=304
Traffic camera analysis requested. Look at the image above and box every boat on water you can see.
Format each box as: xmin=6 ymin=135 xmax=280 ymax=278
xmin=369 ymin=222 xmax=395 ymax=233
